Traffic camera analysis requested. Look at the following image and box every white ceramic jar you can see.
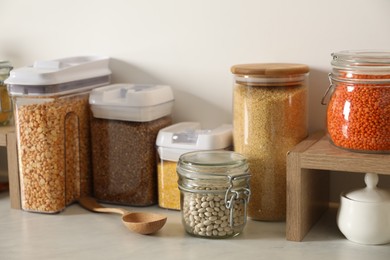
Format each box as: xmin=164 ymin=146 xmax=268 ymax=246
xmin=337 ymin=173 xmax=390 ymax=245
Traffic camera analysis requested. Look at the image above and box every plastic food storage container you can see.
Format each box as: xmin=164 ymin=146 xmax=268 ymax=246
xmin=325 ymin=50 xmax=390 ymax=153
xmin=0 ymin=61 xmax=13 ymax=126
xmin=231 ymin=63 xmax=309 ymax=221
xmin=156 ymin=122 xmax=233 ymax=210
xmin=89 ymin=83 xmax=174 ymax=206
xmin=177 ymin=150 xmax=251 ymax=238
xmin=5 ymin=56 xmax=111 ymax=213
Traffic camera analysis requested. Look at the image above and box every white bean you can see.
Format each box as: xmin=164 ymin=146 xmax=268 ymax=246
xmin=182 ymin=191 xmax=246 ymax=238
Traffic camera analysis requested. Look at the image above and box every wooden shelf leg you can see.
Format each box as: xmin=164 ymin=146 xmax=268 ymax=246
xmin=7 ymin=132 xmax=21 ymax=209
xmin=286 ymin=132 xmax=330 ymax=241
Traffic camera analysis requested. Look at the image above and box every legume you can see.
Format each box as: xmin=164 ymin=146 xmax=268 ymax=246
xmin=16 ymin=94 xmax=92 ymax=213
xmin=327 ymin=74 xmax=390 ymax=152
xmin=181 ymin=187 xmax=246 ymax=238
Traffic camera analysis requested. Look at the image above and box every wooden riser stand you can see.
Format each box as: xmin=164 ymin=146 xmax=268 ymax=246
xmin=0 ymin=126 xmax=20 ymax=209
xmin=286 ymin=132 xmax=390 ymax=241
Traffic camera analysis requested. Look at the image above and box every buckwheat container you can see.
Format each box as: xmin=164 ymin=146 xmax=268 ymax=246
xmin=325 ymin=50 xmax=390 ymax=153
xmin=5 ymin=56 xmax=111 ymax=213
xmin=89 ymin=83 xmax=174 ymax=206
xmin=177 ymin=150 xmax=251 ymax=238
xmin=156 ymin=122 xmax=233 ymax=210
xmin=231 ymin=63 xmax=309 ymax=221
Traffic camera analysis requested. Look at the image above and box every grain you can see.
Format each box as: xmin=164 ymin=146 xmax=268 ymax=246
xmin=181 ymin=187 xmax=246 ymax=238
xmin=0 ymin=62 xmax=12 ymax=126
xmin=327 ymin=75 xmax=390 ymax=152
xmin=91 ymin=116 xmax=172 ymax=206
xmin=157 ymin=160 xmax=180 ymax=210
xmin=16 ymin=94 xmax=92 ymax=213
xmin=0 ymin=84 xmax=12 ymax=125
xmin=233 ymin=83 xmax=307 ymax=221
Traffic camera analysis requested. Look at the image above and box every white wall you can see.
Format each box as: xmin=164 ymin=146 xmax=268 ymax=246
xmin=1 ymin=0 xmax=390 ymax=199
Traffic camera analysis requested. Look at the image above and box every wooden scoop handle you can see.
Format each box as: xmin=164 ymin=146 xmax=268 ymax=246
xmin=78 ymin=196 xmax=128 ymax=215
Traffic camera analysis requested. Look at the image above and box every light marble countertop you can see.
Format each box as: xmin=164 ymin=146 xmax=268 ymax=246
xmin=0 ymin=192 xmax=389 ymax=260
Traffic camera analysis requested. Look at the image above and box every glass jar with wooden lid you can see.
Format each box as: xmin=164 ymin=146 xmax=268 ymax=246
xmin=231 ymin=63 xmax=309 ymax=221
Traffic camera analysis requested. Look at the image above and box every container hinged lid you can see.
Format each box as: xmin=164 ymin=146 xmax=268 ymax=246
xmin=89 ymin=83 xmax=174 ymax=122
xmin=5 ymin=56 xmax=111 ymax=96
xmin=156 ymin=122 xmax=233 ymax=161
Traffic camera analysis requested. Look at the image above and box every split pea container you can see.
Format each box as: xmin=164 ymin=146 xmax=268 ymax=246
xmin=177 ymin=151 xmax=251 ymax=238
xmin=325 ymin=50 xmax=390 ymax=153
xmin=231 ymin=63 xmax=309 ymax=221
xmin=156 ymin=122 xmax=233 ymax=210
xmin=5 ymin=56 xmax=111 ymax=213
xmin=89 ymin=83 xmax=174 ymax=206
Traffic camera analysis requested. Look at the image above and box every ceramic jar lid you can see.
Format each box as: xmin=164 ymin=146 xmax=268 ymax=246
xmin=345 ymin=173 xmax=390 ymax=202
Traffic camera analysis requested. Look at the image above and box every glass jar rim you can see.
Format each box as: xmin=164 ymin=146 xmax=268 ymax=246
xmin=331 ymin=50 xmax=390 ymax=69
xmin=0 ymin=60 xmax=12 ymax=77
xmin=177 ymin=150 xmax=249 ymax=179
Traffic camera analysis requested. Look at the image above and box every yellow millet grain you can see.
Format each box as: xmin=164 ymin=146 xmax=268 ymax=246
xmin=233 ymin=83 xmax=307 ymax=221
xmin=157 ymin=160 xmax=180 ymax=210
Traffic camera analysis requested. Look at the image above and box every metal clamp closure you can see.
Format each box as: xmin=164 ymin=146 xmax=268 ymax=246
xmin=224 ymin=174 xmax=251 ymax=228
xmin=321 ymin=73 xmax=334 ymax=105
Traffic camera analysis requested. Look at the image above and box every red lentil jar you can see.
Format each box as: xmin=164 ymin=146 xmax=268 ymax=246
xmin=326 ymin=50 xmax=390 ymax=153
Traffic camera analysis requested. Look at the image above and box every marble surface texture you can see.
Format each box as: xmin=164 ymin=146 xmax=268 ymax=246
xmin=0 ymin=192 xmax=389 ymax=260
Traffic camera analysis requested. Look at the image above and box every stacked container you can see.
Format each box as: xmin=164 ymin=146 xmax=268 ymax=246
xmin=89 ymin=83 xmax=174 ymax=206
xmin=156 ymin=122 xmax=233 ymax=210
xmin=5 ymin=56 xmax=111 ymax=213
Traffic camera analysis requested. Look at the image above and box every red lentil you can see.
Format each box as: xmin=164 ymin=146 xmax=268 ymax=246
xmin=327 ymin=82 xmax=390 ymax=151
xmin=327 ymin=50 xmax=390 ymax=153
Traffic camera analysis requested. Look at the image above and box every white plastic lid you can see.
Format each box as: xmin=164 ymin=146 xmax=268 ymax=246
xmin=156 ymin=122 xmax=233 ymax=161
xmin=89 ymin=83 xmax=174 ymax=122
xmin=5 ymin=56 xmax=111 ymax=96
xmin=345 ymin=173 xmax=390 ymax=203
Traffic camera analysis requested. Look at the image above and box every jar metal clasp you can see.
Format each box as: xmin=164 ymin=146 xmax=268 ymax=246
xmin=224 ymin=173 xmax=251 ymax=228
xmin=321 ymin=73 xmax=335 ymax=105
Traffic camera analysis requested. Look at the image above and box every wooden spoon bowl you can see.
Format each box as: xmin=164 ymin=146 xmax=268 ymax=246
xmin=122 ymin=212 xmax=167 ymax=235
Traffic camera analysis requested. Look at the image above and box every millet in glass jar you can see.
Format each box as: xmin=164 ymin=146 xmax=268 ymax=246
xmin=232 ymin=63 xmax=308 ymax=221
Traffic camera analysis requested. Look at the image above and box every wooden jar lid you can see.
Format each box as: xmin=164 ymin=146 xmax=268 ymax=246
xmin=231 ymin=63 xmax=309 ymax=76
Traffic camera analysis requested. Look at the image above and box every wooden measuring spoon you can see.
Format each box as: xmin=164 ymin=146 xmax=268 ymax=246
xmin=78 ymin=196 xmax=167 ymax=235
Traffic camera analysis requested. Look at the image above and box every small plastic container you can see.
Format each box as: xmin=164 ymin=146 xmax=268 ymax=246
xmin=89 ymin=83 xmax=174 ymax=206
xmin=231 ymin=63 xmax=309 ymax=221
xmin=177 ymin=150 xmax=251 ymax=239
xmin=0 ymin=61 xmax=13 ymax=126
xmin=5 ymin=56 xmax=111 ymax=213
xmin=325 ymin=50 xmax=390 ymax=153
xmin=156 ymin=122 xmax=233 ymax=210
